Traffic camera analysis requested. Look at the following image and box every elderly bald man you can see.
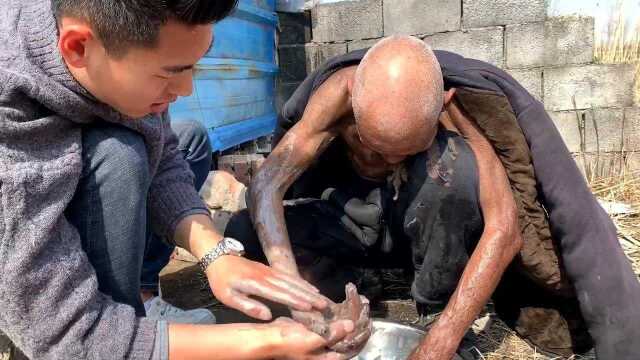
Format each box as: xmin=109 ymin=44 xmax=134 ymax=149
xmin=224 ymin=36 xmax=640 ymax=359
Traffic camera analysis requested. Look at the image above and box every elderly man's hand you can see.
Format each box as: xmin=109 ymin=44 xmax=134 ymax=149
xmin=271 ymin=317 xmax=356 ymax=360
xmin=292 ymin=283 xmax=373 ymax=358
xmin=408 ymin=321 xmax=461 ymax=360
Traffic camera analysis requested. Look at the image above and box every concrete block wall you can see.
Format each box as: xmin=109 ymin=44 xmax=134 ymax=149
xmin=277 ymin=0 xmax=640 ymax=173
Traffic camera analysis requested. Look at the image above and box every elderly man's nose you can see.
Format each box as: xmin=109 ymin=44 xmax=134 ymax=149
xmin=383 ymin=154 xmax=406 ymax=164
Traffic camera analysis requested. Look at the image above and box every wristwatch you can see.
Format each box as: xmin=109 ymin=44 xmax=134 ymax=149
xmin=199 ymin=237 xmax=245 ymax=272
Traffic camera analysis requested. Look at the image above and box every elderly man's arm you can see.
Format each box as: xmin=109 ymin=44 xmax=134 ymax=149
xmin=249 ymin=69 xmax=352 ymax=276
xmin=410 ymin=99 xmax=523 ymax=360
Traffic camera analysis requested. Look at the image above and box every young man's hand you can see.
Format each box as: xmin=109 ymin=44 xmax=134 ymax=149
xmin=270 ymin=317 xmax=355 ymax=360
xmin=167 ymin=316 xmax=354 ymax=359
xmin=206 ymin=255 xmax=330 ymax=320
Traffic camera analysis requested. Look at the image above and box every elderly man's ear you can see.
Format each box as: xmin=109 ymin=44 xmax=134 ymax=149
xmin=443 ymin=88 xmax=456 ymax=109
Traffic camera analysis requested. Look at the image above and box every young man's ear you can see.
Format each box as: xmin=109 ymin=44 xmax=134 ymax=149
xmin=58 ymin=20 xmax=95 ymax=69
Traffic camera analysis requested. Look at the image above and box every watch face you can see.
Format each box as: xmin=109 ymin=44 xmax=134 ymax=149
xmin=224 ymin=238 xmax=245 ymax=253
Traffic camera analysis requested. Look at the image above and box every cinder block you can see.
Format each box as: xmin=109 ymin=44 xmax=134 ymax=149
xmin=305 ymin=42 xmax=348 ymax=73
xmin=544 ymin=64 xmax=636 ymax=111
xmin=506 ymin=68 xmax=543 ymax=101
xmin=543 ymin=16 xmax=594 ymax=66
xmin=423 ymin=27 xmax=504 ymax=67
xmin=383 ymin=0 xmax=461 ymax=36
xmin=311 ymin=0 xmax=383 ymax=42
xmin=506 ymin=22 xmax=545 ymax=68
xmin=278 ymin=45 xmax=307 ymax=83
xmin=507 ymin=17 xmax=595 ymax=69
xmin=623 ymin=107 xmax=640 ymax=151
xmin=277 ymin=11 xmax=312 ymax=45
xmin=571 ymin=152 xmax=640 ymax=178
xmin=550 ymin=108 xmax=627 ymax=152
xmin=463 ymin=0 xmax=545 ymax=28
xmin=347 ymin=38 xmax=381 ymax=52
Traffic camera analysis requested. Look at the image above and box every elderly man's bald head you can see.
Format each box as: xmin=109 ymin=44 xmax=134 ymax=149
xmin=352 ymin=36 xmax=444 ymax=157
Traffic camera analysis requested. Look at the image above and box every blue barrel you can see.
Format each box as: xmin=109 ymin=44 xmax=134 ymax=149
xmin=169 ymin=0 xmax=279 ymax=151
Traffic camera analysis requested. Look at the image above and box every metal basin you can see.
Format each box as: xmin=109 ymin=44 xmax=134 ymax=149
xmin=356 ymin=319 xmax=464 ymax=360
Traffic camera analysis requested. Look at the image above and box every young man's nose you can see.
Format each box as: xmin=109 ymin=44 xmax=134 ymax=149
xmin=170 ymin=71 xmax=194 ymax=98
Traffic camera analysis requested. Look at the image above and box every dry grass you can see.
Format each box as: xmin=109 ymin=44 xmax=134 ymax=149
xmin=593 ymin=0 xmax=640 ymax=102
xmin=591 ymin=172 xmax=640 ymax=274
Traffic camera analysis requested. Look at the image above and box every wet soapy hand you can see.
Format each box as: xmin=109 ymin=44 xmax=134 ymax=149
xmin=293 ymin=283 xmax=373 ymax=358
xmin=271 ymin=317 xmax=355 ymax=360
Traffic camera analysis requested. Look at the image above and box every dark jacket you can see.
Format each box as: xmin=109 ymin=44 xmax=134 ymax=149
xmin=279 ymin=49 xmax=640 ymax=359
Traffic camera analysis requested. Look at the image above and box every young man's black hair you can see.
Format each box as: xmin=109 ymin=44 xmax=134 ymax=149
xmin=52 ymin=0 xmax=239 ymax=55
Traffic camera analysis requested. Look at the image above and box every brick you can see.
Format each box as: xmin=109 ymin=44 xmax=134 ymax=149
xmin=347 ymin=38 xmax=381 ymax=52
xmin=544 ymin=64 xmax=636 ymax=111
xmin=543 ymin=16 xmax=594 ymax=66
xmin=506 ymin=22 xmax=545 ymax=68
xmin=277 ymin=11 xmax=312 ymax=45
xmin=463 ymin=0 xmax=545 ymax=28
xmin=311 ymin=0 xmax=383 ymax=42
xmin=305 ymin=42 xmax=348 ymax=73
xmin=423 ymin=27 xmax=504 ymax=67
xmin=218 ymin=154 xmax=265 ymax=186
xmin=506 ymin=68 xmax=542 ymax=101
xmin=549 ymin=108 xmax=627 ymax=152
xmin=383 ymin=0 xmax=461 ymax=36
xmin=278 ymin=45 xmax=307 ymax=82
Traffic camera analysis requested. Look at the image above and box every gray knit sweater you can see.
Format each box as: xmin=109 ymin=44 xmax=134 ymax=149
xmin=0 ymin=1 xmax=210 ymax=358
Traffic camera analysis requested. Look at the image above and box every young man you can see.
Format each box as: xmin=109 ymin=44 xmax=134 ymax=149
xmin=225 ymin=36 xmax=640 ymax=359
xmin=0 ymin=1 xmax=355 ymax=359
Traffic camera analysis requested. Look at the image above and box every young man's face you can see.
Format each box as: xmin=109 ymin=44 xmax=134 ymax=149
xmin=61 ymin=19 xmax=213 ymax=118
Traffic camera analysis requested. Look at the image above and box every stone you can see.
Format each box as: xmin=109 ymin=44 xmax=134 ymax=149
xmin=347 ymin=38 xmax=381 ymax=52
xmin=462 ymin=0 xmax=545 ymax=28
xmin=423 ymin=27 xmax=504 ymax=67
xmin=311 ymin=0 xmax=383 ymax=42
xmin=549 ymin=108 xmax=628 ymax=152
xmin=305 ymin=42 xmax=348 ymax=73
xmin=278 ymin=45 xmax=307 ymax=83
xmin=543 ymin=16 xmax=594 ymax=66
xmin=277 ymin=11 xmax=312 ymax=45
xmin=544 ymin=64 xmax=636 ymax=111
xmin=506 ymin=68 xmax=543 ymax=101
xmin=506 ymin=22 xmax=545 ymax=68
xmin=383 ymin=0 xmax=461 ymax=36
